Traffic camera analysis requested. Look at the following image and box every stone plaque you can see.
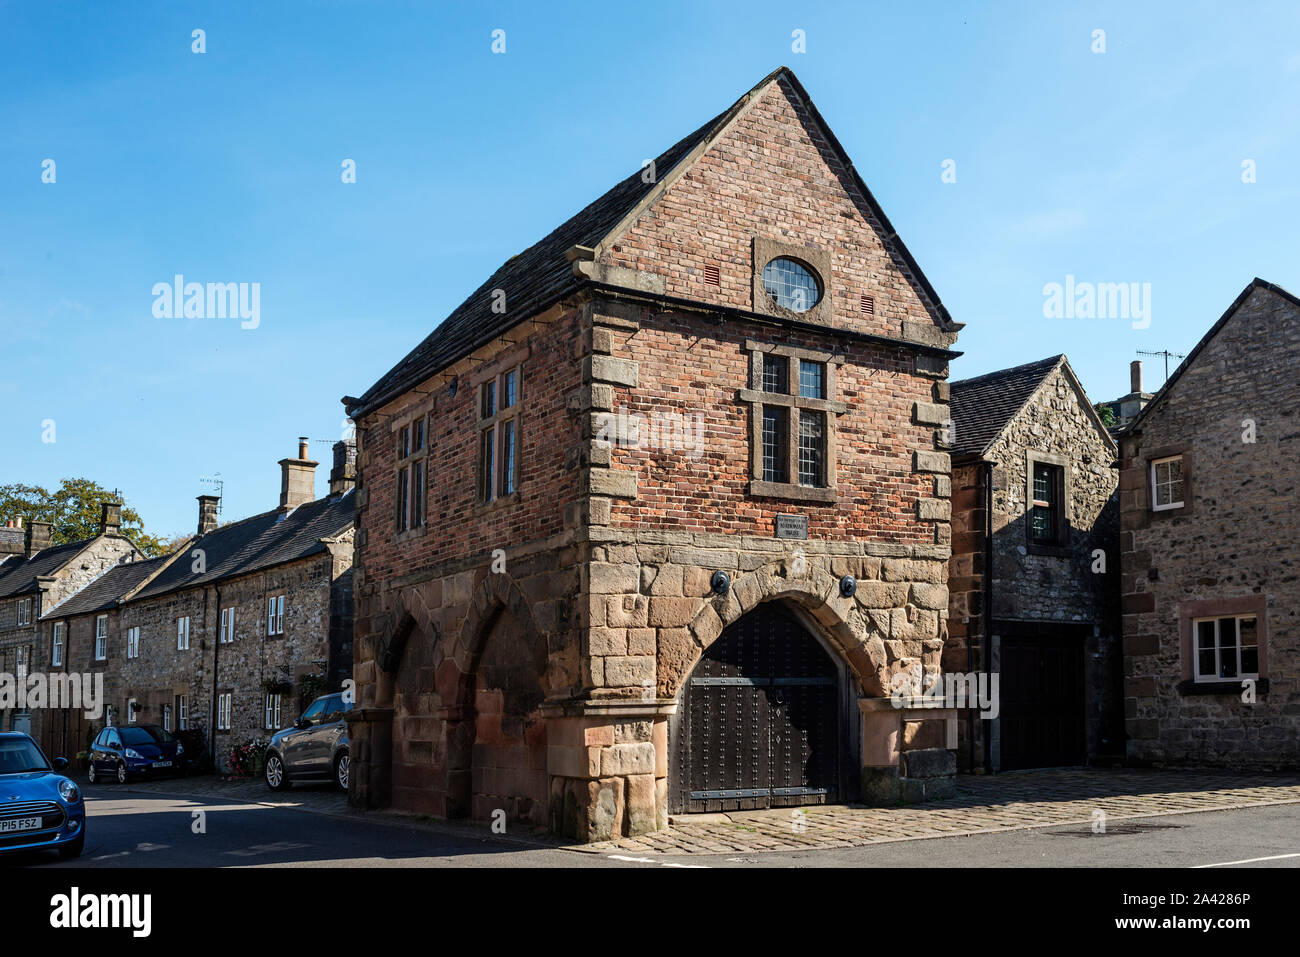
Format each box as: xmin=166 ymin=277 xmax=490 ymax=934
xmin=774 ymin=514 xmax=808 ymax=540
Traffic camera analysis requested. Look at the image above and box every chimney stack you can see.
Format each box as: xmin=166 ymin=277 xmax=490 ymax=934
xmin=0 ymin=519 xmax=24 ymax=557
xmin=1130 ymin=360 xmax=1143 ymax=394
xmin=278 ymin=436 xmax=318 ymax=511
xmin=25 ymin=520 xmax=53 ymax=556
xmin=329 ymin=439 xmax=357 ymax=496
xmin=99 ymin=501 xmax=122 ymax=536
xmin=197 ymin=495 xmax=220 ymax=535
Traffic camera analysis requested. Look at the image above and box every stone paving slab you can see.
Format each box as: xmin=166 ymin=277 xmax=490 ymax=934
xmin=577 ymin=769 xmax=1300 ymax=855
xmin=105 ymin=768 xmax=1300 ymax=858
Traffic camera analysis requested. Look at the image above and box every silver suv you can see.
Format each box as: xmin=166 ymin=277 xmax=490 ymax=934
xmin=264 ymin=692 xmax=351 ymax=792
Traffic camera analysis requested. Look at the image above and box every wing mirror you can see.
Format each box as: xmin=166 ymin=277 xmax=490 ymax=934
xmin=52 ymin=757 xmax=68 ymax=771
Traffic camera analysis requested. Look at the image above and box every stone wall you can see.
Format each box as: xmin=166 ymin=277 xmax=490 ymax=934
xmin=1120 ymin=284 xmax=1300 ymax=769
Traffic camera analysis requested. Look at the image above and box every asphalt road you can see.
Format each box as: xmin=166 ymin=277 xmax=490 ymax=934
xmin=6 ymin=786 xmax=1300 ymax=868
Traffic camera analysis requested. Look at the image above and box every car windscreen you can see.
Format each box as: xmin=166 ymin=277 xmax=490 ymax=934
xmin=119 ymin=726 xmax=174 ymax=746
xmin=0 ymin=738 xmax=51 ymax=774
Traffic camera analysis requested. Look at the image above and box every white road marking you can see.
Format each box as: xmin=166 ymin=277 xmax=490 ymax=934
xmin=608 ymin=854 xmax=708 ymax=868
xmin=1194 ymin=852 xmax=1300 ymax=868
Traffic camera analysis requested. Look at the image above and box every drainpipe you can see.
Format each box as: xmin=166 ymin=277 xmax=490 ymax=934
xmin=210 ymin=586 xmax=222 ymax=769
xmin=982 ymin=460 xmax=995 ymax=774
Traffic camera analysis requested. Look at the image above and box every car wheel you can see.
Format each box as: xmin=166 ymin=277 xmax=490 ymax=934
xmin=116 ymin=761 xmax=127 ymax=784
xmin=334 ymin=751 xmax=349 ymax=791
xmin=265 ymin=753 xmax=290 ymax=791
xmin=57 ymin=833 xmax=85 ymax=860
xmin=86 ymin=762 xmax=97 ymax=785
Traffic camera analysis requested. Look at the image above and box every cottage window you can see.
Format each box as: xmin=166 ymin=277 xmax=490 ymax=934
xmin=162 ymin=704 xmax=172 ymax=732
xmin=17 ymin=597 xmax=32 ymax=626
xmin=1151 ymin=455 xmax=1184 ymax=510
xmin=126 ymin=626 xmax=140 ymax=659
xmin=761 ymin=257 xmax=822 ymax=313
xmin=220 ymin=606 xmax=235 ymax=643
xmin=478 ymin=365 xmax=522 ymax=503
xmin=1030 ymin=463 xmax=1064 ymax=545
xmin=264 ymin=693 xmax=282 ymax=730
xmin=1193 ymin=615 xmax=1259 ymax=682
xmin=15 ymin=644 xmax=28 ymax=677
xmin=395 ymin=416 xmax=427 ymax=533
xmin=176 ymin=615 xmax=190 ymax=651
xmin=742 ymin=343 xmax=844 ymax=502
xmin=127 ymin=697 xmax=138 ymax=724
xmin=217 ymin=692 xmax=232 ymax=731
xmin=176 ymin=694 xmax=189 ymax=731
xmin=51 ymin=622 xmax=65 ymax=668
xmin=96 ymin=615 xmax=109 ymax=659
xmin=267 ymin=595 xmax=284 ymax=636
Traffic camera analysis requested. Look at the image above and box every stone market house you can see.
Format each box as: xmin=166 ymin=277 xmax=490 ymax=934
xmin=32 ymin=439 xmax=356 ymax=770
xmin=0 ymin=507 xmax=143 ymax=738
xmin=946 ymin=355 xmax=1122 ymax=773
xmin=344 ymin=67 xmax=967 ymax=842
xmin=1120 ymin=278 xmax=1300 ymax=770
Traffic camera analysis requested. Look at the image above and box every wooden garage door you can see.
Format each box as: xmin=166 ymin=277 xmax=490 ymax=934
xmin=672 ymin=604 xmax=840 ymax=813
xmin=1000 ymin=632 xmax=1085 ymax=770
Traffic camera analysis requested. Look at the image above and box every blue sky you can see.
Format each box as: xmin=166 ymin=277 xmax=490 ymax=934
xmin=3 ymin=1 xmax=1298 ymax=538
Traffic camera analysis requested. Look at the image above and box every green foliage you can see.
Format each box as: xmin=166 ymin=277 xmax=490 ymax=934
xmin=1094 ymin=403 xmax=1117 ymax=428
xmin=0 ymin=477 xmax=173 ymax=557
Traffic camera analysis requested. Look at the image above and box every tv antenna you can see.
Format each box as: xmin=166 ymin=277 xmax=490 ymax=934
xmin=199 ymin=473 xmax=224 ymax=514
xmin=1137 ymin=348 xmax=1187 ymax=382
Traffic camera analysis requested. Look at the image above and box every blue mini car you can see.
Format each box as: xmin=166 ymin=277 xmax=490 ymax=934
xmin=0 ymin=731 xmax=85 ymax=859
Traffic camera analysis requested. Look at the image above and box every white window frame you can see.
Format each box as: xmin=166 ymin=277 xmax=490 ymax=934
xmin=95 ymin=615 xmax=108 ymax=660
xmin=17 ymin=598 xmax=32 ymax=627
xmin=1192 ymin=615 xmax=1260 ymax=683
xmin=217 ymin=692 xmax=232 ymax=731
xmin=51 ymin=622 xmax=65 ymax=668
xmin=220 ymin=606 xmax=235 ymax=643
xmin=162 ymin=703 xmax=172 ymax=732
xmin=264 ymin=693 xmax=282 ymax=730
xmin=1150 ymin=455 xmax=1184 ymax=511
xmin=177 ymin=616 xmax=190 ymax=650
xmin=177 ymin=694 xmax=188 ymax=731
xmin=15 ymin=645 xmax=28 ymax=677
xmin=126 ymin=626 xmax=140 ymax=659
xmin=267 ymin=595 xmax=284 ymax=636
xmin=127 ymin=697 xmax=138 ymax=724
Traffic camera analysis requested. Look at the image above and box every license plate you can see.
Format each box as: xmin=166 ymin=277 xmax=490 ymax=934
xmin=0 ymin=817 xmax=41 ymax=833
xmin=153 ymin=761 xmax=172 ymax=768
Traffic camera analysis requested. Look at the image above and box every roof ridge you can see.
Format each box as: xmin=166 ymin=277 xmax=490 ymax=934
xmin=950 ymin=354 xmax=1064 ymax=388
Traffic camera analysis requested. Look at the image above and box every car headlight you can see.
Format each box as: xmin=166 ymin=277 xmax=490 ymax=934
xmin=58 ymin=779 xmax=80 ymax=803
xmin=176 ymin=743 xmax=184 ymax=755
xmin=124 ymin=748 xmax=143 ymax=759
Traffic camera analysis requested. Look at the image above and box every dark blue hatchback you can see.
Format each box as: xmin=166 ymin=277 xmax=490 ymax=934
xmin=0 ymin=732 xmax=85 ymax=859
xmin=87 ymin=724 xmax=186 ymax=784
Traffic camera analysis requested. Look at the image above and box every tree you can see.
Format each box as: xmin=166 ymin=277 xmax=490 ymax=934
xmin=0 ymin=478 xmax=171 ymax=557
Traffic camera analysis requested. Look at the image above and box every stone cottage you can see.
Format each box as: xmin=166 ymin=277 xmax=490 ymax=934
xmin=1119 ymin=278 xmax=1300 ymax=769
xmin=34 ymin=439 xmax=357 ymax=769
xmin=0 ymin=506 xmax=143 ymax=738
xmin=344 ymin=66 xmax=966 ymax=842
xmin=946 ymin=355 xmax=1122 ymax=772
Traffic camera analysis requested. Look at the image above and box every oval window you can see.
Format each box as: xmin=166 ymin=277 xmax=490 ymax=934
xmin=762 ymin=257 xmax=821 ymax=313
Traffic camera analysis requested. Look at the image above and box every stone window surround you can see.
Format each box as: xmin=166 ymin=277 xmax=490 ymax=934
xmin=1177 ymin=594 xmax=1269 ymax=695
xmin=1142 ymin=442 xmax=1194 ymax=521
xmin=472 ymin=345 xmax=529 ymax=515
xmin=95 ymin=614 xmax=109 ymax=659
xmin=1024 ymin=450 xmax=1071 ymax=556
xmin=752 ymin=236 xmax=834 ymax=327
xmin=739 ymin=339 xmax=847 ymax=503
xmin=393 ymin=410 xmax=429 ymax=542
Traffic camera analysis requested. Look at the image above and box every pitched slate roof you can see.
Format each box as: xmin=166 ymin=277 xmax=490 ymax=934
xmin=130 ymin=492 xmax=354 ymax=602
xmin=40 ymin=555 xmax=170 ymax=619
xmin=948 ymin=356 xmax=1065 ymax=459
xmin=347 ymin=66 xmax=953 ymax=419
xmin=0 ymin=539 xmax=92 ymax=598
xmin=1123 ymin=278 xmax=1300 ymax=434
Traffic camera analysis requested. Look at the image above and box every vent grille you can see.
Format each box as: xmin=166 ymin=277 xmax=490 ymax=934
xmin=860 ymin=294 xmax=875 ymax=315
xmin=703 ymin=263 xmax=720 ymax=286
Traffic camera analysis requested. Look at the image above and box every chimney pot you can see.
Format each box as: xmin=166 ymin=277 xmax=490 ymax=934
xmin=279 ymin=438 xmax=319 ymax=511
xmin=1130 ymin=360 xmax=1143 ymax=394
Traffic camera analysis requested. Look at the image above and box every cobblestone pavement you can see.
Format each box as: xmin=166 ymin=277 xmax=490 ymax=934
xmin=106 ymin=768 xmax=1300 ymax=857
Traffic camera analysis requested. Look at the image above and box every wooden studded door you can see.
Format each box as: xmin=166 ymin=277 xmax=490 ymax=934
xmin=999 ymin=630 xmax=1086 ymax=771
xmin=672 ymin=604 xmax=840 ymax=813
